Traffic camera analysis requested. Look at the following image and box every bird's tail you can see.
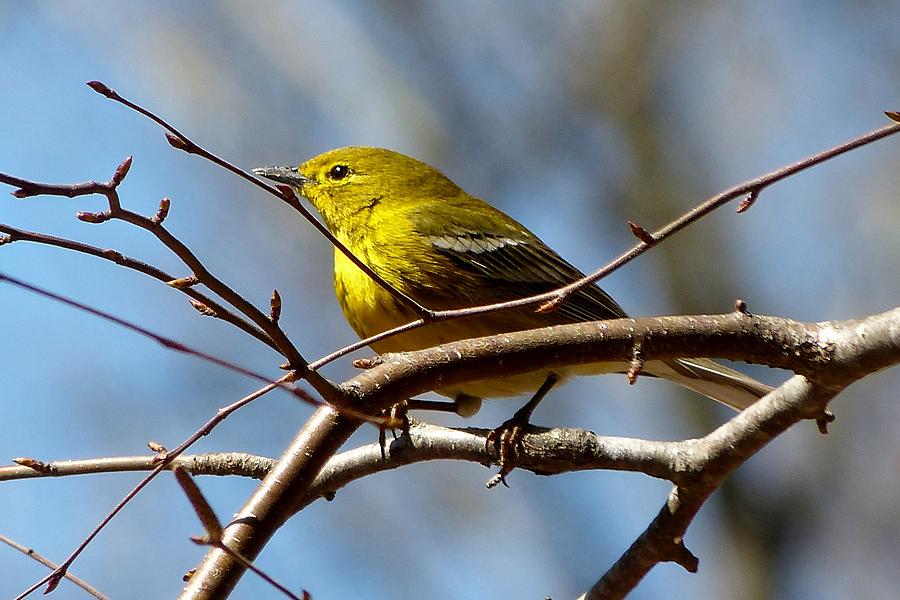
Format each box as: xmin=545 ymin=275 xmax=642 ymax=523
xmin=647 ymin=358 xmax=773 ymax=411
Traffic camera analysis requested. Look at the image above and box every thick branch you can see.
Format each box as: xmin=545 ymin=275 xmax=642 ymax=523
xmin=584 ymin=376 xmax=833 ymax=598
xmin=342 ymin=309 xmax=900 ymax=410
xmin=179 ymin=407 xmax=359 ymax=600
xmin=180 ymin=308 xmax=900 ymax=599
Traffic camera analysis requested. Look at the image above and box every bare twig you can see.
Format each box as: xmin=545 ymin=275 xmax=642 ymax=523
xmin=0 ymin=270 xmax=394 ymax=427
xmin=190 ymin=537 xmax=309 ymax=600
xmin=0 ymin=222 xmax=274 ymax=348
xmin=174 ymin=468 xmax=309 ymax=600
xmin=0 ymin=453 xmax=274 ymax=483
xmin=1 ymin=156 xmax=322 ymax=392
xmin=14 ymin=379 xmax=287 ymax=598
xmin=0 ymin=534 xmax=107 ymax=600
xmin=0 ymin=271 xmax=317 ymax=407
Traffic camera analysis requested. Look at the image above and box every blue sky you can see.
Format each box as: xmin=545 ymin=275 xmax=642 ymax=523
xmin=2 ymin=2 xmax=899 ymax=598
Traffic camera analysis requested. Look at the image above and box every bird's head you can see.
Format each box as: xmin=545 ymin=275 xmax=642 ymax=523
xmin=253 ymin=147 xmax=463 ymax=234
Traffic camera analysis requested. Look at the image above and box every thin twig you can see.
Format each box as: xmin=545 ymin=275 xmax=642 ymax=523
xmin=0 ymin=222 xmax=274 ymax=348
xmin=2 ymin=157 xmax=322 ymax=390
xmin=0 ymin=534 xmax=107 ymax=600
xmin=0 ymin=453 xmax=273 ymax=482
xmin=0 ymin=271 xmax=317 ymax=407
xmin=14 ymin=379 xmax=287 ymax=598
xmin=0 ymin=270 xmax=394 ymax=426
xmin=195 ymin=539 xmax=309 ymax=600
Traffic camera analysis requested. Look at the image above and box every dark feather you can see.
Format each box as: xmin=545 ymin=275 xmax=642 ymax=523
xmin=429 ymin=232 xmax=626 ymax=322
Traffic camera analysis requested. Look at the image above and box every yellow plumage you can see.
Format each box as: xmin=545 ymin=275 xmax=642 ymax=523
xmin=254 ymin=147 xmax=772 ymax=416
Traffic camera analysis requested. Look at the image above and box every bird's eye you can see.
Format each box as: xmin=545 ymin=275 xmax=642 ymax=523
xmin=328 ymin=164 xmax=350 ymax=180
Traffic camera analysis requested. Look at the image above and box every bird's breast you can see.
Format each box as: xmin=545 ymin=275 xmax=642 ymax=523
xmin=332 ymin=248 xmax=409 ymax=342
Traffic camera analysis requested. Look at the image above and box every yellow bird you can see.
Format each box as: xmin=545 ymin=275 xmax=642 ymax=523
xmin=254 ymin=147 xmax=771 ymax=420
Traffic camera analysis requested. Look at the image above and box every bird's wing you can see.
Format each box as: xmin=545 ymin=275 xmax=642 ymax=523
xmin=427 ymin=230 xmax=627 ymax=322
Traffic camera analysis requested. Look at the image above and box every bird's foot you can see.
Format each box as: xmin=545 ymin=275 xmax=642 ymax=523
xmin=378 ymin=400 xmax=411 ymax=459
xmin=485 ymin=373 xmax=559 ymax=488
xmin=485 ymin=409 xmax=532 ymax=488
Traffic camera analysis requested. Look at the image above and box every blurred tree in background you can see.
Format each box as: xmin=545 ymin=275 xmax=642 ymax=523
xmin=1 ymin=1 xmax=898 ymax=598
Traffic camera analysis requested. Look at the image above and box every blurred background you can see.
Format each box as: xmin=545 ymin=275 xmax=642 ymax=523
xmin=2 ymin=1 xmax=899 ymax=598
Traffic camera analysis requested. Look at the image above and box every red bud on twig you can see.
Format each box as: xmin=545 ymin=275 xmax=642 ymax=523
xmin=86 ymin=80 xmax=115 ymax=98
xmin=167 ymin=276 xmax=199 ymax=289
xmin=112 ymin=156 xmax=133 ymax=185
xmin=628 ymin=220 xmax=656 ymax=245
xmin=270 ymin=289 xmax=282 ymax=323
xmin=153 ymin=197 xmax=171 ymax=224
xmin=76 ymin=211 xmax=111 ymax=224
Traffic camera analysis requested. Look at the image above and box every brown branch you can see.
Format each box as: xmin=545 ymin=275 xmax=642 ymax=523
xmin=308 ymin=119 xmax=900 ymax=370
xmin=180 ymin=307 xmax=900 ymax=598
xmin=0 ymin=534 xmax=107 ymax=600
xmin=336 ymin=311 xmax=880 ymax=409
xmin=323 ymin=309 xmax=900 ymax=597
xmin=0 ymin=157 xmax=329 ymax=393
xmin=0 ymin=272 xmax=320 ymax=407
xmin=0 ymin=222 xmax=275 ymax=348
xmin=584 ymin=376 xmax=831 ymax=598
xmin=13 ymin=379 xmax=287 ymax=597
xmin=347 ymin=308 xmax=900 ymax=598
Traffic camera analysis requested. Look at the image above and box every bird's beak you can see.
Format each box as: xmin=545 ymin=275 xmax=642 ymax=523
xmin=251 ymin=165 xmax=310 ymax=188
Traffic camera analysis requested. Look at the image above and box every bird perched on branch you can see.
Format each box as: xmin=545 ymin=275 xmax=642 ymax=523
xmin=254 ymin=147 xmax=771 ymax=464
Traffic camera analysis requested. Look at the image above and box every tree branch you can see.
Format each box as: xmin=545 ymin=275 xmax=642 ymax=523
xmin=0 ymin=158 xmax=330 ymax=395
xmin=180 ymin=307 xmax=900 ymax=598
xmin=0 ymin=222 xmax=274 ymax=348
xmin=341 ymin=309 xmax=899 ymax=410
xmin=583 ymin=376 xmax=833 ymax=599
xmin=0 ymin=424 xmax=683 ymax=488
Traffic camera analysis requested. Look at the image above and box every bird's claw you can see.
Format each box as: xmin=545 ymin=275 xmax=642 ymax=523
xmin=378 ymin=400 xmax=411 ymax=459
xmin=485 ymin=413 xmax=530 ymax=488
